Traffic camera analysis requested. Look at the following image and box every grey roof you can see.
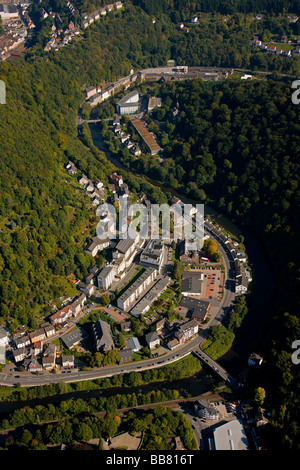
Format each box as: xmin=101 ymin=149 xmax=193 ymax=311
xmin=118 ymin=268 xmax=156 ymax=304
xmin=130 ymin=276 xmax=170 ymax=316
xmin=213 ymin=419 xmax=249 ymax=450
xmin=116 ymin=236 xmax=135 ymax=254
xmin=92 ymin=318 xmax=114 ymax=352
xmin=127 ymin=336 xmax=141 ymax=351
xmin=145 ymin=331 xmax=159 ymax=343
xmin=181 ymin=272 xmax=203 ymax=294
xmin=179 ymin=296 xmax=210 ymax=316
xmin=61 ymin=328 xmax=87 ymax=349
xmin=116 ymin=90 xmax=139 ymax=107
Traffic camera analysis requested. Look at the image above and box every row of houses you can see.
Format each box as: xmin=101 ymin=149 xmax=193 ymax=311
xmin=112 ymin=116 xmax=142 ymax=157
xmin=14 ymin=342 xmax=74 ymax=371
xmin=86 ymin=71 xmax=145 ymax=107
xmin=250 ymin=39 xmax=292 ymax=57
xmin=78 ymin=172 xmax=105 ymax=207
xmin=204 ymin=218 xmax=251 ymax=295
xmin=81 ymin=2 xmax=123 ymax=29
xmin=49 ymin=293 xmax=87 ymax=326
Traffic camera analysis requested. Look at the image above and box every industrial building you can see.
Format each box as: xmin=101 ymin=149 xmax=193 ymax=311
xmin=130 ymin=118 xmax=162 ymax=155
xmin=116 ymin=90 xmax=139 ymax=115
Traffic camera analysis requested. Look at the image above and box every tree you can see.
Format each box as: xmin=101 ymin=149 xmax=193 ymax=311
xmin=254 ymin=387 xmax=266 ymax=409
xmin=75 ymin=422 xmax=93 ymax=442
xmin=118 ymin=332 xmax=126 ymax=349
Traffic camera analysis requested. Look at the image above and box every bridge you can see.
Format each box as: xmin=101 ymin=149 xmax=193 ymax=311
xmin=193 ymin=347 xmax=236 ymax=386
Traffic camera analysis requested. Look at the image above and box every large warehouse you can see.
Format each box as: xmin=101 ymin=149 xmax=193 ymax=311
xmin=116 ymin=90 xmax=139 ymax=115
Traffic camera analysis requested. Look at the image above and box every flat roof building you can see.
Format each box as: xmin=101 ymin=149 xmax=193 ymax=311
xmin=181 ymin=272 xmax=203 ymax=296
xmin=130 ymin=118 xmax=162 ymax=155
xmin=212 ymin=419 xmax=249 ymax=450
xmin=130 ymin=276 xmax=171 ymax=317
xmin=179 ymin=296 xmax=211 ymax=323
xmin=116 ymin=90 xmax=139 ymax=115
xmin=117 ymin=267 xmax=157 ymax=311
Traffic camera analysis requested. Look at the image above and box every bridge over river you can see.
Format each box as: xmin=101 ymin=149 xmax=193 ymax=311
xmin=193 ymin=348 xmax=236 ymax=386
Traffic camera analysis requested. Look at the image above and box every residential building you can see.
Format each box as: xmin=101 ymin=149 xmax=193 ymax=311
xmin=140 ymin=239 xmax=164 ymax=271
xmin=13 ymin=347 xmax=27 ymax=363
xmin=84 ymin=236 xmax=111 ymax=257
xmin=167 ymin=337 xmax=181 ymax=350
xmin=127 ymin=336 xmax=141 ymax=352
xmin=0 ymin=326 xmax=9 ymax=347
xmin=13 ymin=333 xmax=31 ymax=349
xmin=42 ymin=343 xmax=56 ymax=370
xmin=145 ymin=331 xmax=160 ymax=349
xmin=248 ymin=353 xmax=263 ymax=366
xmin=97 ymin=265 xmax=116 ymax=290
xmin=29 ymin=328 xmax=46 ymax=344
xmin=174 ymin=319 xmax=198 ymax=344
xmin=194 ymin=399 xmax=219 ymax=420
xmin=50 ymin=305 xmax=73 ymax=325
xmin=43 ymin=323 xmax=56 ymax=338
xmin=109 ymin=172 xmax=123 ymax=187
xmin=179 ymin=239 xmax=200 ymax=265
xmin=117 ymin=267 xmax=157 ymax=311
xmin=66 ymin=161 xmax=77 ymax=175
xmin=23 ymin=354 xmax=43 ymax=372
xmin=120 ymin=321 xmax=131 ymax=332
xmin=78 ymin=282 xmax=96 ymax=297
xmin=130 ymin=276 xmax=170 ymax=317
xmin=70 ymin=293 xmax=87 ymax=316
xmin=119 ymin=348 xmax=133 ymax=363
xmin=61 ymin=355 xmax=74 ymax=368
xmin=114 ymin=1 xmax=123 ymax=9
xmin=92 ymin=318 xmax=114 ymax=352
xmin=78 ymin=174 xmax=89 ymax=186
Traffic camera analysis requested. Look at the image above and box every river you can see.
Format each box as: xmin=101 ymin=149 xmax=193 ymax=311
xmin=0 ymin=124 xmax=273 ymax=417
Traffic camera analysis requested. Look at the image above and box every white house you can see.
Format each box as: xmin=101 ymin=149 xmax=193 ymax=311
xmin=97 ymin=265 xmax=116 ymax=290
xmin=145 ymin=331 xmax=160 ymax=349
xmin=0 ymin=327 xmax=9 ymax=347
xmin=127 ymin=337 xmax=141 ymax=352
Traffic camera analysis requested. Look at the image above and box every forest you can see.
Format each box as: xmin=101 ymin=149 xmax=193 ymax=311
xmin=0 ymin=0 xmax=299 ymax=450
xmin=108 ymin=76 xmax=300 ymax=449
xmin=0 ymin=401 xmax=197 ymax=450
xmin=134 ymin=0 xmax=300 ymax=16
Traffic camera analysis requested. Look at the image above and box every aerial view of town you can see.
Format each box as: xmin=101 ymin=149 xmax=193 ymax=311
xmin=0 ymin=0 xmax=299 ymax=459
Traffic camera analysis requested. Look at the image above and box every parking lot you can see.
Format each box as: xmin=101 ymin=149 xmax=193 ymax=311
xmin=176 ymin=399 xmax=241 ymax=450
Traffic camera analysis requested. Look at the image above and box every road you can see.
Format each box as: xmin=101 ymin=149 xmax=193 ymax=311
xmin=0 ymin=216 xmax=236 ymax=387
